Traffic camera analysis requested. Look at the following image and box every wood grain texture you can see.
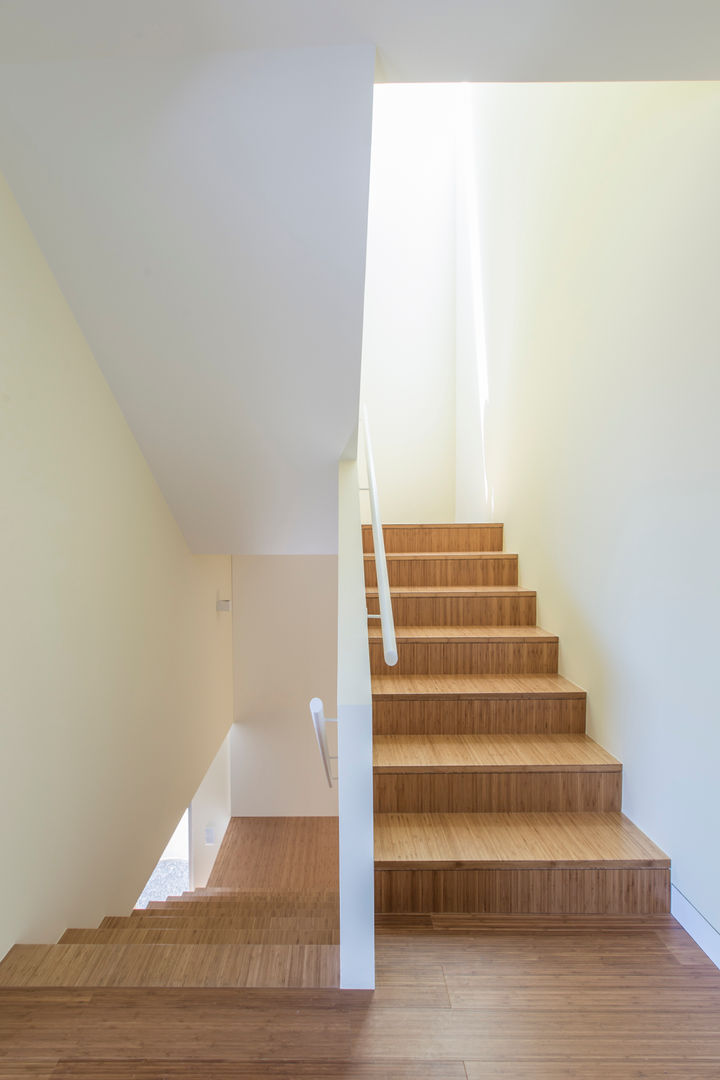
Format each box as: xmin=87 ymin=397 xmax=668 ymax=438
xmin=374 ymin=868 xmax=670 ymax=914
xmin=362 ymin=523 xmax=503 ymax=553
xmin=59 ymin=928 xmax=340 ymax=945
xmin=373 ymin=734 xmax=619 ymax=771
xmin=369 ymin=637 xmax=558 ymax=676
xmin=0 ymin=944 xmax=339 ymax=988
xmin=100 ymin=916 xmax=339 ymax=930
xmin=374 ymin=813 xmax=669 ymax=869
xmin=208 ymin=817 xmax=339 ymax=891
xmin=364 ymin=553 xmax=518 ymax=588
xmin=374 ymin=771 xmax=621 ymax=813
xmin=366 ymin=586 xmax=537 ymax=626
xmin=371 ymin=673 xmax=586 ymax=700
xmin=1 ymin=920 xmax=718 ymax=1076
xmin=373 ymin=734 xmax=621 ymax=812
xmin=0 ymin=818 xmax=340 ymax=989
xmin=373 ymin=695 xmax=587 ymax=736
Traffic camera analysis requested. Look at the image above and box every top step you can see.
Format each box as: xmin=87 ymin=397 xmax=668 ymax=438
xmin=363 ymin=523 xmax=503 ymax=554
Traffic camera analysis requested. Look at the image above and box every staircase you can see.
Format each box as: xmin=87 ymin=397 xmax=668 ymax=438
xmin=365 ymin=522 xmax=670 ymax=916
xmin=0 ymin=819 xmax=340 ymax=988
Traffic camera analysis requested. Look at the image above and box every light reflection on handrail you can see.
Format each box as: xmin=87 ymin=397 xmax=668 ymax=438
xmin=360 ymin=406 xmax=398 ymax=666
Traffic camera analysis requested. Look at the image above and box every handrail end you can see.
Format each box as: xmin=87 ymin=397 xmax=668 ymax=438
xmin=383 ymin=648 xmax=398 ymax=667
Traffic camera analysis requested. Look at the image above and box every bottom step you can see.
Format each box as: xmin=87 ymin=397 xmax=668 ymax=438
xmin=0 ymin=943 xmax=339 ymax=988
xmin=374 ymin=812 xmax=670 ymax=915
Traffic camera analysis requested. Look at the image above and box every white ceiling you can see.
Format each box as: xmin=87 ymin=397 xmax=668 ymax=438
xmin=0 ymin=0 xmax=719 ymax=79
xmin=0 ymin=46 xmax=375 ymax=552
xmin=1 ymin=3 xmax=718 ymax=552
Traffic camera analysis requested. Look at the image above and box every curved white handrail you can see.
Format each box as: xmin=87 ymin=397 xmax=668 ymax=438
xmin=360 ymin=406 xmax=397 ymax=666
xmin=309 ymin=697 xmax=337 ymax=787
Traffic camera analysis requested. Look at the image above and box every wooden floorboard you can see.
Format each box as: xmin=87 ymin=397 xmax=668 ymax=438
xmin=1 ymin=921 xmax=719 ymax=1077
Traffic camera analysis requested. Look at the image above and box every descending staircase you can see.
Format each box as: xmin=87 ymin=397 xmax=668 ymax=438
xmin=0 ymin=888 xmax=339 ymax=988
xmin=365 ymin=522 xmax=670 ymax=916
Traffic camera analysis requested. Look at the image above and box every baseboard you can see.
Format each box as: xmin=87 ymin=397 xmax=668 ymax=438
xmin=671 ymin=884 xmax=720 ymax=970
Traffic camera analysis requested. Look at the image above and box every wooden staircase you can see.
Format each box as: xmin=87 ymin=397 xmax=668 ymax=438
xmin=0 ymin=818 xmax=340 ymax=988
xmin=365 ymin=522 xmax=670 ymax=916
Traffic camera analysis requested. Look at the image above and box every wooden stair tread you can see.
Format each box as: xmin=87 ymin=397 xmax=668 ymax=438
xmin=374 ymin=812 xmax=669 ymax=869
xmin=366 ymin=551 xmax=517 ymax=561
xmin=372 ymin=673 xmax=586 ymax=699
xmin=365 ymin=522 xmax=502 ymax=529
xmin=60 ymin=928 xmax=340 ymax=945
xmin=368 ymin=624 xmax=557 ymax=643
xmin=141 ymin=900 xmax=338 ymax=912
xmin=0 ymin=943 xmax=339 ymax=988
xmin=102 ymin=916 xmax=338 ymax=929
xmin=366 ymin=585 xmax=536 ymax=597
xmin=373 ymin=734 xmax=620 ymax=772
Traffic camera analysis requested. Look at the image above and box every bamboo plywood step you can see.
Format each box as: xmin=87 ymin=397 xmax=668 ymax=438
xmin=368 ymin=521 xmax=671 ymax=919
xmin=362 ymin=522 xmax=503 ymax=553
xmin=100 ymin=916 xmax=338 ymax=930
xmin=368 ymin=625 xmax=559 ymax=676
xmin=60 ymin=928 xmax=341 ymax=945
xmin=374 ymin=812 xmax=669 ymax=870
xmin=372 ymin=674 xmax=587 ymax=735
xmin=373 ymin=734 xmax=619 ymax=772
xmin=0 ymin=943 xmax=339 ymax=988
xmin=365 ymin=552 xmax=518 ymax=588
xmin=374 ymin=813 xmax=670 ymax=915
xmin=366 ymin=585 xmax=537 ymax=626
xmin=142 ymin=900 xmax=339 ymax=914
xmin=373 ymin=734 xmax=622 ymax=812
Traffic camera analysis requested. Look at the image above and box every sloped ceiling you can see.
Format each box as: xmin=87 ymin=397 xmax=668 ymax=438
xmin=0 ymin=46 xmax=375 ymax=552
xmin=1 ymin=2 xmax=718 ymax=551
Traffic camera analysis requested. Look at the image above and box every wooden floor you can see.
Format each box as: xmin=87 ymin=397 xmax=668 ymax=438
xmin=2 ymin=917 xmax=720 ymax=1077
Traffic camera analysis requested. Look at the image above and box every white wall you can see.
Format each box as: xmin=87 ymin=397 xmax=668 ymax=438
xmin=190 ymin=731 xmax=232 ymax=889
xmin=467 ymin=82 xmax=720 ymax=934
xmin=0 ymin=171 xmax=233 ymax=960
xmin=337 ymin=461 xmax=374 ymax=988
xmin=360 ymin=84 xmax=457 ymax=524
xmin=0 ymin=45 xmax=374 ymax=554
xmin=230 ymin=556 xmax=338 ymax=816
xmin=455 ymin=88 xmax=493 ymax=522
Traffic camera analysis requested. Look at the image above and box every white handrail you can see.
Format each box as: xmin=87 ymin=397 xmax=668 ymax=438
xmin=309 ymin=697 xmax=337 ymax=787
xmin=360 ymin=406 xmax=397 ymax=666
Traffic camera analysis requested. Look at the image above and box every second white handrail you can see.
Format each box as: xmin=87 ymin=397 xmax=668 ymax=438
xmin=360 ymin=406 xmax=397 ymax=666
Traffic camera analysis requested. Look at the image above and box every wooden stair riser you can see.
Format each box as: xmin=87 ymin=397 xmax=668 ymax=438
xmin=373 ymin=696 xmax=587 ymax=736
xmin=365 ymin=554 xmax=518 ymax=588
xmin=373 ymin=770 xmax=622 ymax=813
xmin=369 ymin=639 xmax=558 ymax=676
xmin=367 ymin=591 xmax=537 ymax=626
xmin=60 ymin=928 xmax=340 ymax=945
xmin=374 ymin=868 xmax=671 ymax=915
xmin=362 ymin=523 xmax=503 ymax=553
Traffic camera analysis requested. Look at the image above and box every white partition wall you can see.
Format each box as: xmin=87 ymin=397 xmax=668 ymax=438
xmin=337 ymin=459 xmax=375 ymax=989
